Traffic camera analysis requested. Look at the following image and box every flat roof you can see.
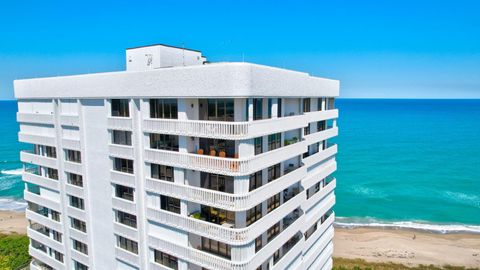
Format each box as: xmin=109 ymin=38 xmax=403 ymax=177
xmin=15 ymin=62 xmax=339 ymax=99
xmin=126 ymin=43 xmax=202 ymax=53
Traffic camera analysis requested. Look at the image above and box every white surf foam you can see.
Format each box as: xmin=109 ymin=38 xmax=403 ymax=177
xmin=1 ymin=168 xmax=23 ymax=176
xmin=0 ymin=198 xmax=27 ymax=211
xmin=334 ymin=217 xmax=480 ymax=234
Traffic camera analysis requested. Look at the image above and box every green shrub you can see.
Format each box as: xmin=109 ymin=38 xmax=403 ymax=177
xmin=0 ymin=234 xmax=30 ymax=270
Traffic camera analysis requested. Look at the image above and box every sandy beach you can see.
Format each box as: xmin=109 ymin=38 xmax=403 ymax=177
xmin=0 ymin=210 xmax=27 ymax=234
xmin=1 ymin=210 xmax=479 ymax=268
xmin=334 ymin=227 xmax=480 ymax=268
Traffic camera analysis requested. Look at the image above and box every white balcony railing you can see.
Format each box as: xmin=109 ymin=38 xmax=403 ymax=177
xmin=18 ymin=132 xmax=56 ymax=147
xmin=63 ymin=161 xmax=82 ymax=175
xmin=146 ymin=191 xmax=305 ymax=245
xmin=59 ymin=114 xmax=79 ymax=126
xmin=145 ymin=140 xmax=307 ymax=176
xmin=143 ymin=109 xmax=338 ymax=140
xmin=304 ymin=179 xmax=336 ymax=211
xmin=29 ymin=246 xmax=64 ymax=270
xmin=23 ymin=171 xmax=59 ymax=191
xmin=303 ymin=144 xmax=337 ymax=169
xmin=110 ymin=170 xmax=136 ymax=187
xmin=304 ymin=126 xmax=338 ymax=146
xmin=17 ymin=112 xmax=55 ymax=125
xmin=24 ymin=191 xmax=60 ymax=212
xmin=107 ymin=117 xmax=133 ymax=131
xmin=27 ymin=227 xmax=64 ymax=253
xmin=109 ymin=144 xmax=135 ymax=159
xmin=20 ymin=151 xmax=57 ymax=169
xmin=25 ymin=209 xmax=62 ymax=232
xmin=143 ymin=110 xmax=338 ymax=140
xmin=145 ymin=166 xmax=306 ymax=211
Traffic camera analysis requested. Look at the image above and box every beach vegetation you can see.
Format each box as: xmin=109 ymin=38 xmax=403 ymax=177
xmin=333 ymin=258 xmax=479 ymax=270
xmin=0 ymin=234 xmax=30 ymax=270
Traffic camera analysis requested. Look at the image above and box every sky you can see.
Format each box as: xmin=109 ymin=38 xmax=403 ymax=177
xmin=0 ymin=0 xmax=479 ymax=99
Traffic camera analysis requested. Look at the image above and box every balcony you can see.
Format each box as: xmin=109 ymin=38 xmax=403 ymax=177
xmin=145 ymin=166 xmax=306 ymax=211
xmin=145 ymin=140 xmax=307 ymax=176
xmin=17 ymin=112 xmax=54 ymax=125
xmin=59 ymin=114 xmax=79 ymax=126
xmin=146 ymin=191 xmax=305 ymax=245
xmin=20 ymin=150 xmax=57 ymax=169
xmin=107 ymin=116 xmax=133 ymax=131
xmin=143 ymin=109 xmax=338 ymax=140
xmin=304 ymin=178 xmax=336 ymax=211
xmin=23 ymin=169 xmax=59 ymax=191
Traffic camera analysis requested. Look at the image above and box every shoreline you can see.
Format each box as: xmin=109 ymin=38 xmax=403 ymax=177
xmin=0 ymin=210 xmax=27 ymax=234
xmin=334 ymin=227 xmax=480 ymax=268
xmin=2 ymin=210 xmax=479 ymax=267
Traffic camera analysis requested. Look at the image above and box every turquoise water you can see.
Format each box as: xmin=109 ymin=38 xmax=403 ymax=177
xmin=334 ymin=99 xmax=480 ymax=232
xmin=1 ymin=99 xmax=479 ymax=231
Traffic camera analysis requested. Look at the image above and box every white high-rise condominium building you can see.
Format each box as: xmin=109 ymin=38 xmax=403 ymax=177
xmin=15 ymin=44 xmax=339 ymax=270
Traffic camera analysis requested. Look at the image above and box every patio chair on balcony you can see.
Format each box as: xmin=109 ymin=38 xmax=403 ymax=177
xmin=219 ymin=151 xmax=226 ymax=158
xmin=210 ymin=149 xmax=216 ymax=156
xmin=197 ymin=148 xmax=204 ymax=155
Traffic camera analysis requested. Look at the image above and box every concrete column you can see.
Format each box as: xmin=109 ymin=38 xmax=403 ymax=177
xmin=247 ymin=98 xmax=254 ymax=121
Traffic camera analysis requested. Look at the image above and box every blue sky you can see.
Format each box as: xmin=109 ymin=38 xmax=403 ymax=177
xmin=1 ymin=0 xmax=479 ymax=99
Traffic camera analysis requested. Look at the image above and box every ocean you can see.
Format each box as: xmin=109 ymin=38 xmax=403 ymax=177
xmin=1 ymin=99 xmax=480 ymax=232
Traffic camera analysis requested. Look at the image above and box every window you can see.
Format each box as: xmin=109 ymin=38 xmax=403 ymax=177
xmin=72 ymin=239 xmax=88 ymax=255
xmin=52 ymin=230 xmax=62 ymax=242
xmin=253 ymin=98 xmax=263 ymax=120
xmin=246 ymin=204 xmax=262 ymax=226
xmin=116 ymin=211 xmax=137 ymax=228
xmin=65 ymin=149 xmax=81 ymax=163
xmin=115 ymin=185 xmax=134 ymax=201
xmin=52 ymin=250 xmax=63 ymax=262
xmin=201 ymin=237 xmax=231 ymax=259
xmin=51 ymin=210 xmax=60 ymax=222
xmin=46 ymin=167 xmax=58 ymax=180
xmin=154 ymin=250 xmax=178 ymax=270
xmin=267 ymin=194 xmax=280 ymax=213
xmin=255 ymin=236 xmax=262 ymax=252
xmin=254 ymin=137 xmax=263 ymax=155
xmin=317 ymin=98 xmax=324 ymax=111
xmin=317 ymin=120 xmax=326 ymax=132
xmin=45 ymin=146 xmax=56 ymax=158
xmin=67 ymin=173 xmax=83 ymax=187
xmin=303 ymin=98 xmax=311 ymax=113
xmin=150 ymin=99 xmax=178 ymax=119
xmin=200 ymin=205 xmax=235 ymax=225
xmin=304 ymin=124 xmax=310 ymax=136
xmin=161 ymin=195 xmax=180 ymax=214
xmin=277 ymin=99 xmax=282 ymax=117
xmin=201 ymin=173 xmax=234 ymax=193
xmin=268 ymin=133 xmax=281 ymax=151
xmin=71 ymin=217 xmax=86 ymax=232
xmin=207 ymin=99 xmax=234 ymax=121
xmin=150 ymin=134 xmax=179 ymax=151
xmin=69 ymin=196 xmax=84 ymax=210
xmin=304 ymin=222 xmax=318 ymax=240
xmin=268 ymin=98 xmax=273 ymax=118
xmin=73 ymin=260 xmax=88 ymax=270
xmin=117 ymin=236 xmax=138 ymax=254
xmin=267 ymin=222 xmax=280 ymax=242
xmin=267 ymin=163 xmax=281 ymax=182
xmin=112 ymin=130 xmax=132 ymax=146
xmin=249 ymin=171 xmax=262 ymax=191
xmin=113 ymin=158 xmax=134 ymax=174
xmin=326 ymin=98 xmax=335 ymax=110
xmin=151 ymin=164 xmax=174 ymax=182
xmin=111 ymin=99 xmax=129 ymax=117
